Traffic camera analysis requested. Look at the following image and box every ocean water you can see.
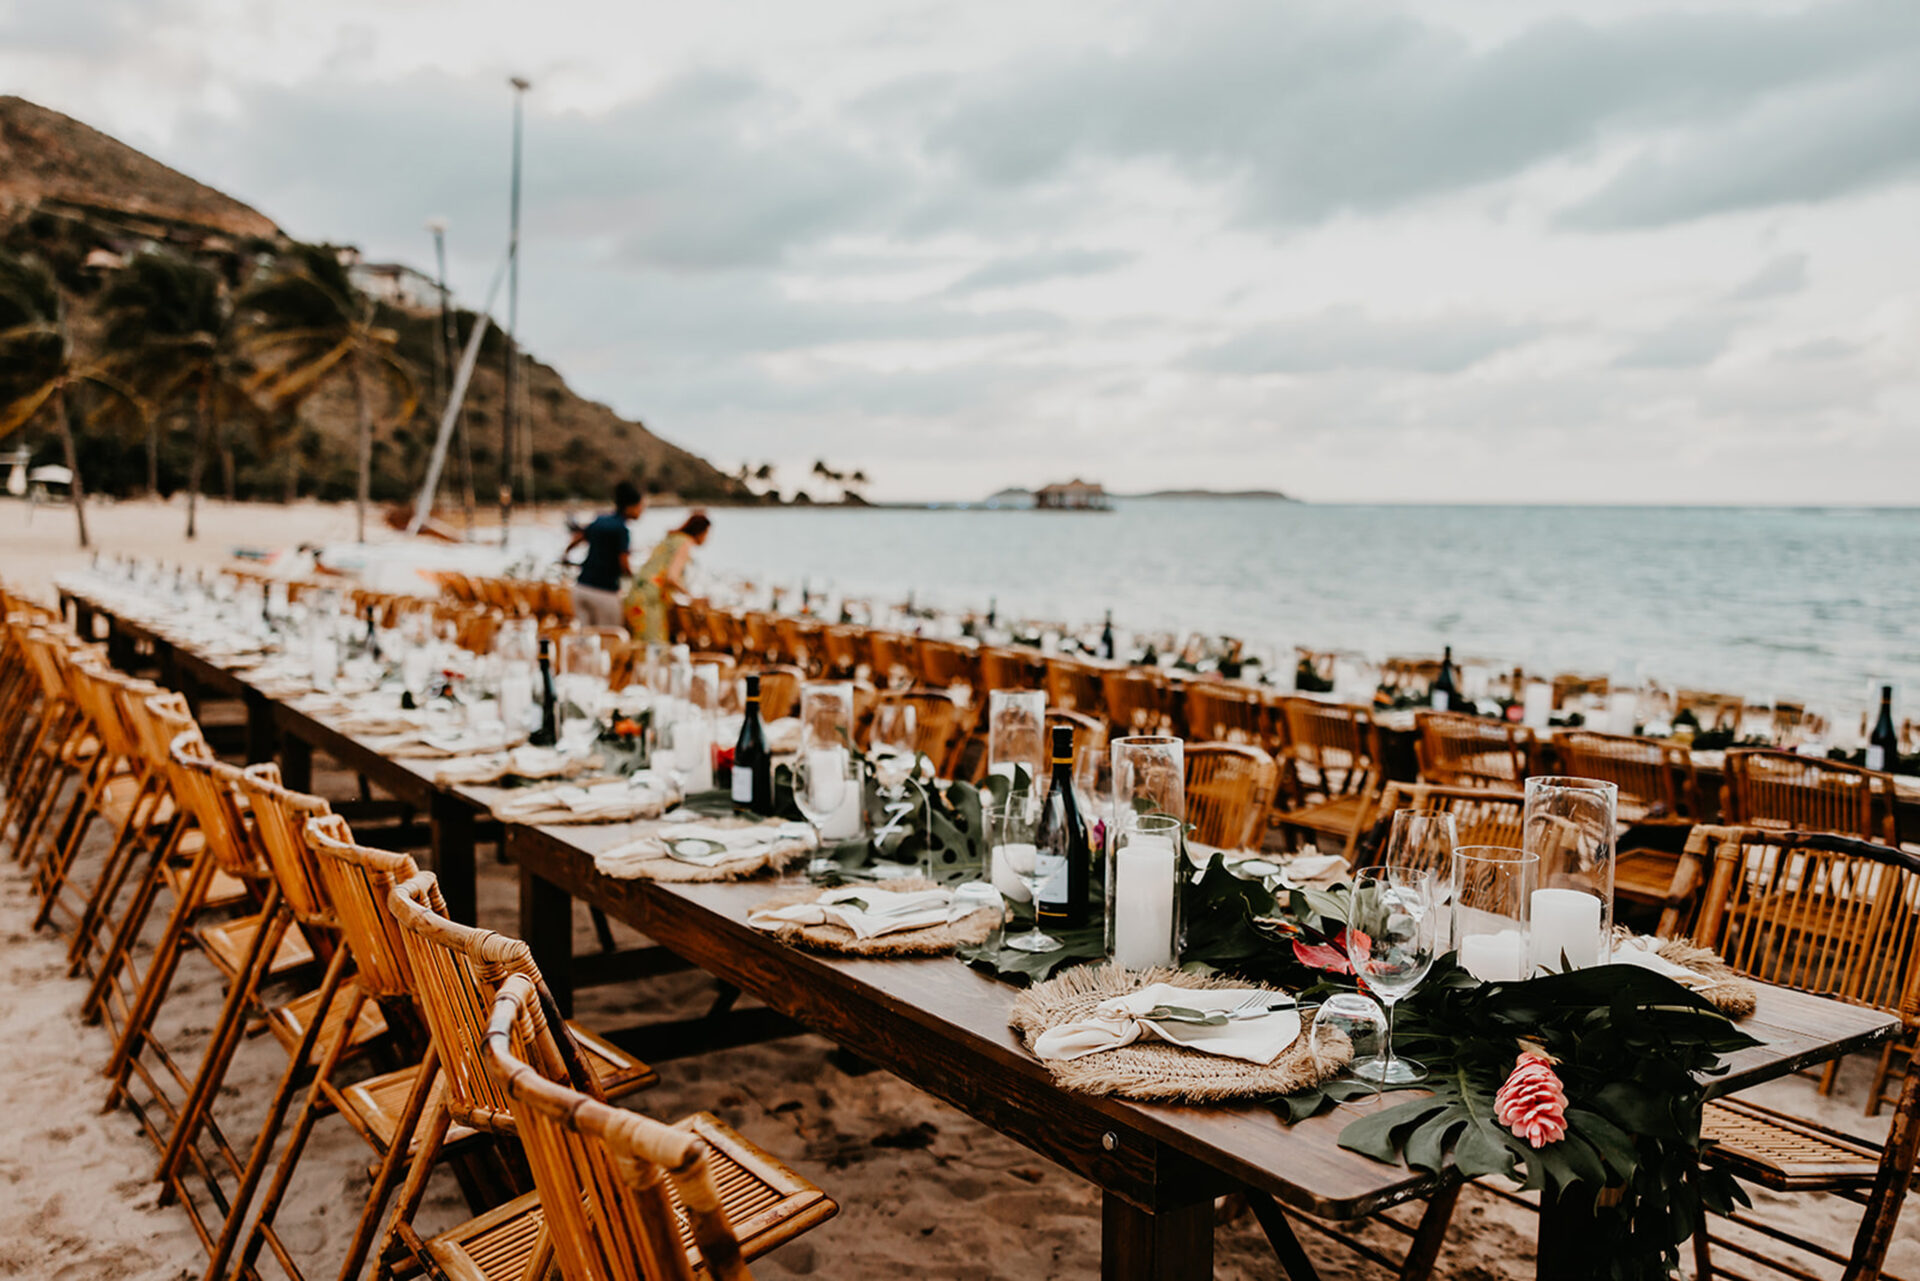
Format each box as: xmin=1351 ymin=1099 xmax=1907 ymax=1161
xmin=599 ymin=502 xmax=1920 ymax=722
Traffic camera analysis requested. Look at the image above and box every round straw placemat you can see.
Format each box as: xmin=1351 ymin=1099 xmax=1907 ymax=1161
xmin=749 ymin=877 xmax=1000 ymax=956
xmin=1010 ymin=965 xmax=1349 ymax=1103
xmin=593 ymin=824 xmax=812 ymax=883
xmin=1629 ymin=934 xmax=1759 ymax=1019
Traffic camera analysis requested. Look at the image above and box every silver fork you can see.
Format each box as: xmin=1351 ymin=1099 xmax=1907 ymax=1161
xmin=1227 ymin=991 xmax=1293 ymax=1019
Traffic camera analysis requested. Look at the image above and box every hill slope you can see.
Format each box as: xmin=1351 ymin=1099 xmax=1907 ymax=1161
xmin=0 ymin=95 xmax=748 ymax=504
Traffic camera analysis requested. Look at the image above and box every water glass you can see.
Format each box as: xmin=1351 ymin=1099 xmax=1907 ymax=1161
xmin=1346 ymin=864 xmax=1439 ymax=1085
xmin=1523 ymin=776 xmax=1616 ymax=972
xmin=1450 ymin=847 xmax=1536 ymax=982
xmin=1310 ymin=994 xmax=1388 ymax=1102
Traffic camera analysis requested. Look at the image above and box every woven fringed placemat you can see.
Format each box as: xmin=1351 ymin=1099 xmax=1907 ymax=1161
xmin=593 ymin=824 xmax=812 ymax=883
xmin=749 ymin=877 xmax=1001 ymax=956
xmin=1640 ymin=935 xmax=1759 ymax=1019
xmin=1009 ymin=965 xmax=1350 ymax=1103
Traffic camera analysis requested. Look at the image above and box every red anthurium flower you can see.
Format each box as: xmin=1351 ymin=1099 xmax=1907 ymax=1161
xmin=1293 ymin=927 xmax=1370 ymax=975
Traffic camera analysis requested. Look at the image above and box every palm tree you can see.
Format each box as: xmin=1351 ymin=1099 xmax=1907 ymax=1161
xmin=238 ymin=245 xmax=416 ymax=542
xmin=0 ymin=251 xmax=145 ymax=548
xmin=100 ymin=249 xmax=260 ymax=538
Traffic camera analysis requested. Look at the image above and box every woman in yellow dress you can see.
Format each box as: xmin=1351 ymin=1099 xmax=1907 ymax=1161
xmin=624 ymin=513 xmax=710 ymax=643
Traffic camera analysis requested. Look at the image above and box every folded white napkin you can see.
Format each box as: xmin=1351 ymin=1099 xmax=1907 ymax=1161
xmin=1613 ymin=936 xmax=1712 ymax=989
xmin=495 ymin=775 xmax=676 ymax=823
xmin=1031 ymin=983 xmax=1301 ymax=1065
xmin=1284 ymin=853 xmax=1347 ymax=883
xmin=747 ymin=886 xmax=960 ymax=939
xmin=593 ymin=820 xmax=812 ymax=876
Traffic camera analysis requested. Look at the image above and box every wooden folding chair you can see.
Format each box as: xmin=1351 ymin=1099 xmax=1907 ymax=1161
xmin=1043 ymin=657 xmax=1106 ymax=721
xmin=1101 ymin=667 xmax=1169 ymax=737
xmin=372 ymin=870 xmax=656 ymax=1280
xmin=1556 ymin=728 xmax=1703 ymax=924
xmin=1185 ymin=742 xmax=1279 ymax=850
xmin=871 ymin=689 xmax=965 ymax=776
xmin=743 ymin=664 xmax=806 ymax=722
xmin=1412 ymin=711 xmax=1534 ymax=789
xmin=1184 ymin=681 xmax=1266 ymax=745
xmin=1681 ymin=826 xmax=1920 ymax=1280
xmin=1351 ymin=782 xmax=1525 ymax=876
xmin=1723 ymin=749 xmax=1897 ymax=843
xmin=1273 ymin=698 xmax=1385 ymax=854
xmin=483 ymin=973 xmax=837 ymax=1281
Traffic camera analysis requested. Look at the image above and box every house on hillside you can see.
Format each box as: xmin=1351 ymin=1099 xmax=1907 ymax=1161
xmin=1034 ymin=479 xmax=1111 ymax=510
xmin=347 ymin=259 xmax=440 ymax=312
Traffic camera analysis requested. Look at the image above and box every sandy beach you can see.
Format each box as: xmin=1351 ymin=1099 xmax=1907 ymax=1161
xmin=2 ymin=502 xmax=1915 ymax=1280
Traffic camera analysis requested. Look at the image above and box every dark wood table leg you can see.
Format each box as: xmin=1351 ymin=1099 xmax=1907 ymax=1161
xmin=1100 ymin=1193 xmax=1213 ymax=1281
xmin=520 ymin=868 xmax=574 ymax=1017
xmin=244 ymin=690 xmax=277 ymax=764
xmin=430 ymin=792 xmax=478 ymax=927
xmin=106 ymin=617 xmax=138 ymax=672
xmin=280 ymin=732 xmax=313 ymax=796
xmin=1536 ymin=1184 xmax=1609 ymax=1280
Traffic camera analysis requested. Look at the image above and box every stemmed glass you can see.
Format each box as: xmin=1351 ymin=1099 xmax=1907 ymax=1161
xmin=1346 ymin=855 xmax=1441 ymax=1086
xmin=557 ymin=641 xmax=611 ymax=756
xmin=794 ymin=747 xmax=862 ymax=876
xmin=995 ymin=789 xmax=1058 ymax=953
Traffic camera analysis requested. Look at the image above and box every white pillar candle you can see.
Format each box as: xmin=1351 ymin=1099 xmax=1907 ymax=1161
xmin=807 ymin=747 xmax=864 ymax=840
xmin=679 ymin=718 xmax=714 ymax=791
xmin=1113 ymin=834 xmax=1177 ymax=970
xmin=1459 ymin=928 xmax=1527 ymax=982
xmin=499 ymin=664 xmax=533 ymax=733
xmin=309 ymin=634 xmax=338 ymax=692
xmin=1606 ymin=689 xmax=1639 ymax=736
xmin=1522 ymin=680 xmax=1553 ymax=730
xmin=1530 ymin=888 xmax=1602 ymax=971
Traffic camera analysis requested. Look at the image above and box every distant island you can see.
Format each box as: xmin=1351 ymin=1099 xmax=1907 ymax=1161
xmin=983 ymin=485 xmax=1295 ymax=505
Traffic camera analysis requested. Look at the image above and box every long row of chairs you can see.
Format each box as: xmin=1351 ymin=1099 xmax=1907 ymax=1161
xmin=1 ymin=580 xmax=835 ymax=1281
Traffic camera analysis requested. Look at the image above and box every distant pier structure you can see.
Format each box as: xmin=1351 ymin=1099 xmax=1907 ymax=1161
xmin=1033 ymin=479 xmax=1112 ymax=511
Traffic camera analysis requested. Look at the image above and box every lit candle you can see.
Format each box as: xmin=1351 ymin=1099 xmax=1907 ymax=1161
xmin=310 ymin=634 xmax=338 ymax=692
xmin=1113 ymin=833 xmax=1177 ymax=970
xmin=1530 ymin=888 xmax=1602 ymax=971
xmin=1522 ymin=680 xmax=1553 ymax=730
xmin=1459 ymin=928 xmax=1527 ymax=982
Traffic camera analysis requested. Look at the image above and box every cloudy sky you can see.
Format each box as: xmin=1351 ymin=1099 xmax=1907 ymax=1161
xmin=6 ymin=0 xmax=1919 ymax=502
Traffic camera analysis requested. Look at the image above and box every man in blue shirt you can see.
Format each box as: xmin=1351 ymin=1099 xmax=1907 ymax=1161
xmin=568 ymin=480 xmax=643 ymax=627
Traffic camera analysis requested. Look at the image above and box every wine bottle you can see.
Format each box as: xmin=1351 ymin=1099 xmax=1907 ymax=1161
xmin=986 ymin=597 xmax=997 ymax=628
xmin=733 ymin=674 xmax=774 ymax=814
xmin=530 ymin=638 xmax=559 ymax=747
xmin=1100 ymin=611 xmax=1116 ymax=661
xmin=1867 ymin=685 xmax=1899 ymax=772
xmin=363 ymin=607 xmax=380 ymax=663
xmin=1034 ymin=725 xmax=1092 ymax=929
xmin=1430 ymin=646 xmax=1459 ymax=712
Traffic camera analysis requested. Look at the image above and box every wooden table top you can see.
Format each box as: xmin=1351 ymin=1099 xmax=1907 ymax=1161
xmin=61 ymin=580 xmax=1905 ymax=1225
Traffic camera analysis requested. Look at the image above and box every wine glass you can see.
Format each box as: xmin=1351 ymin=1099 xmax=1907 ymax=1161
xmin=870 ymin=700 xmax=918 ymax=791
xmin=794 ymin=746 xmax=861 ymax=877
xmin=995 ymin=789 xmax=1058 ymax=953
xmin=1346 ymin=861 xmax=1440 ymax=1085
xmin=557 ymin=642 xmax=611 ymax=756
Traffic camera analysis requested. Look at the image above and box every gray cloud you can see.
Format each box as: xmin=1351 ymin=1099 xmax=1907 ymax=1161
xmin=1726 ymin=252 xmax=1810 ymax=302
xmin=1189 ymin=308 xmax=1537 ymax=375
xmin=924 ymin=0 xmax=1920 ymax=229
xmin=1612 ymin=314 xmax=1742 ymax=369
xmin=945 ymin=247 xmax=1128 ymax=294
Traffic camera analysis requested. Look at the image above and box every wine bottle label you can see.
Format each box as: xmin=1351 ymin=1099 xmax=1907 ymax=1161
xmin=1867 ymin=746 xmax=1886 ymax=772
xmin=1431 ymin=690 xmax=1450 ymax=711
xmin=732 ymin=769 xmax=754 ymax=803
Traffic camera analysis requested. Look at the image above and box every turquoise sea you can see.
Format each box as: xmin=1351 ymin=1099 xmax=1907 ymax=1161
xmin=597 ymin=502 xmax=1918 ymax=724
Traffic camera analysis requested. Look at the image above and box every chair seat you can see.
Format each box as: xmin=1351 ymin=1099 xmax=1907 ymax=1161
xmin=57 ymin=732 xmax=102 ymax=764
xmin=1701 ymin=1096 xmax=1883 ymax=1191
xmin=196 ymin=913 xmax=316 ymax=981
xmin=568 ymin=1020 xmax=659 ymax=1097
xmin=100 ymin=777 xmax=175 ymax=831
xmin=1615 ymin=847 xmax=1683 ymax=905
xmin=268 ymin=982 xmax=390 ymax=1065
xmin=426 ymin=1112 xmax=836 ymax=1281
xmin=333 ymin=1064 xmax=479 ymax=1155
xmin=1274 ymin=793 xmax=1371 ymax=845
xmin=160 ymin=853 xmax=249 ymax=911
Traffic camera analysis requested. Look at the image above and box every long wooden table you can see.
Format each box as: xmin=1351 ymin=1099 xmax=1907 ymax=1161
xmin=58 ymin=581 xmax=1903 ymax=1280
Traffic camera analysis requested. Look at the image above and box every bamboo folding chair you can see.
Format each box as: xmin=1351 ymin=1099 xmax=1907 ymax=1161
xmin=5 ymin=627 xmax=98 ymax=880
xmin=1350 ymin=782 xmax=1525 ymax=876
xmin=979 ymin=646 xmax=1043 ymax=693
xmin=744 ymin=664 xmax=807 ymax=722
xmin=1556 ymin=728 xmax=1704 ymax=924
xmin=1682 ymin=826 xmax=1920 ymax=1280
xmin=915 ymin=638 xmax=981 ymax=699
xmin=1272 ymin=698 xmax=1385 ymax=854
xmin=1186 ymin=743 xmax=1279 ymax=850
xmin=1184 ymin=681 xmax=1267 ymax=745
xmin=736 ymin=612 xmax=776 ymax=664
xmin=1412 ymin=711 xmax=1534 ymax=789
xmin=485 ymin=974 xmax=838 ymax=1281
xmin=1723 ymin=749 xmax=1897 ymax=844
xmin=372 ymin=870 xmax=661 ymax=1279
xmin=1101 ymin=667 xmax=1170 ymax=737
xmin=865 ymin=631 xmax=918 ymax=689
xmin=1042 ymin=657 xmax=1105 ymax=720
xmin=871 ymin=689 xmax=965 ymax=776
xmin=816 ymin=625 xmax=861 ymax=679
xmin=1675 ymin=689 xmax=1745 ymax=733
